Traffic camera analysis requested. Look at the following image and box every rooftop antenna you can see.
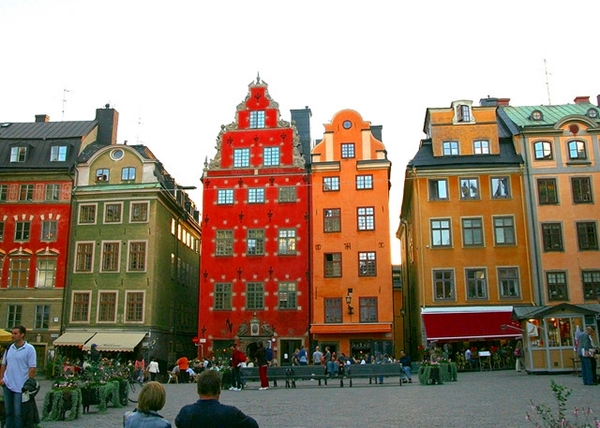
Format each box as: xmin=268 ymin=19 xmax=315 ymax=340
xmin=62 ymin=89 xmax=72 ymax=120
xmin=136 ymin=116 xmax=143 ymax=144
xmin=543 ymin=59 xmax=552 ymax=105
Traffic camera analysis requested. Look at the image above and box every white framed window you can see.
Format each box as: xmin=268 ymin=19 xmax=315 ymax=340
xmin=97 ymin=291 xmax=118 ymax=322
xmin=96 ymin=168 xmax=110 ymax=181
xmin=41 ymin=220 xmax=58 ymax=241
xmin=104 ymin=202 xmax=123 ymax=223
xmin=74 ymin=242 xmax=94 ymax=272
xmin=125 ymin=291 xmax=145 ymax=323
xmin=278 ymin=229 xmax=296 ymax=255
xmin=130 ymin=202 xmax=149 ymax=222
xmin=10 ymin=146 xmax=28 ymax=162
xmin=50 ymin=145 xmax=68 ymax=162
xmin=568 ymin=140 xmax=587 ymax=160
xmin=45 ymin=184 xmax=60 ymax=201
xmin=121 ymin=167 xmax=136 ymax=181
xmin=71 ymin=291 xmax=91 ymax=323
xmin=9 ymin=257 xmax=29 ymax=288
xmin=128 ymin=241 xmax=147 ymax=272
xmin=473 ymin=140 xmax=489 ymax=154
xmin=79 ymin=204 xmax=97 ymax=224
xmin=36 ymin=258 xmax=56 ymax=288
xmin=442 ymin=141 xmax=459 ymax=155
xmin=101 ymin=241 xmax=120 ymax=272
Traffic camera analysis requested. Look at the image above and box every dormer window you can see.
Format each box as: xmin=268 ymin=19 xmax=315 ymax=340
xmin=457 ymin=104 xmax=471 ymax=122
xmin=473 ymin=140 xmax=490 ymax=154
xmin=531 ymin=110 xmax=543 ymax=121
xmin=442 ymin=141 xmax=459 ymax=156
xmin=96 ymin=168 xmax=110 ymax=182
xmin=249 ymin=111 xmax=265 ymax=129
xmin=50 ymin=145 xmax=68 ymax=162
xmin=587 ymin=108 xmax=598 ymax=119
xmin=10 ymin=146 xmax=28 ymax=162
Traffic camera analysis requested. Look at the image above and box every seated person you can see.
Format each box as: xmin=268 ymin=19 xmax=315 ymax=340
xmin=124 ymin=381 xmax=171 ymax=427
xmin=399 ymin=351 xmax=412 ymax=383
xmin=465 ymin=348 xmax=478 ymax=368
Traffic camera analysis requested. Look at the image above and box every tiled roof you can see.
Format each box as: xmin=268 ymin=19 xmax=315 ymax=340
xmin=0 ymin=120 xmax=97 ymax=139
xmin=409 ymin=140 xmax=523 ymax=169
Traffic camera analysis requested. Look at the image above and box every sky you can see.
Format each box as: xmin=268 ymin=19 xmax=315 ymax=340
xmin=2 ymin=0 xmax=599 ymax=263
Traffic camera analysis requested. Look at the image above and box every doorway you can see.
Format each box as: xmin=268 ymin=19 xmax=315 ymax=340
xmin=279 ymin=340 xmax=301 ymax=366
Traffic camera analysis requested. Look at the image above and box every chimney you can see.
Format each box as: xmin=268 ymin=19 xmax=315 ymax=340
xmin=497 ymin=98 xmax=511 ymax=106
xmin=35 ymin=114 xmax=50 ymax=123
xmin=95 ymin=104 xmax=119 ymax=146
xmin=574 ymin=96 xmax=590 ymax=105
xmin=371 ymin=125 xmax=383 ymax=142
xmin=290 ymin=106 xmax=312 ymax=167
xmin=479 ymin=97 xmax=510 ymax=107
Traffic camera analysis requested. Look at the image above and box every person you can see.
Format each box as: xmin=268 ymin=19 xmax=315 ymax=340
xmin=327 ymin=351 xmax=339 ymax=377
xmin=124 ymin=381 xmax=171 ymax=428
xmin=90 ymin=343 xmax=100 ymax=362
xmin=292 ymin=348 xmax=300 ymax=366
xmin=297 ymin=346 xmax=308 ymax=365
xmin=465 ymin=348 xmax=478 ymax=369
xmin=176 ymin=355 xmax=189 ymax=384
xmin=229 ymin=343 xmax=245 ymax=391
xmin=148 ymin=357 xmax=160 ymax=382
xmin=0 ymin=326 xmax=37 ymax=428
xmin=254 ymin=341 xmax=269 ymax=390
xmin=577 ymin=325 xmax=596 ymax=385
xmin=399 ymin=350 xmax=413 ymax=383
xmin=312 ymin=346 xmax=323 ymax=365
xmin=135 ymin=356 xmax=146 ymax=383
xmin=175 ymin=369 xmax=258 ymax=428
xmin=514 ymin=341 xmax=525 ymax=372
xmin=323 ymin=346 xmax=331 ymax=375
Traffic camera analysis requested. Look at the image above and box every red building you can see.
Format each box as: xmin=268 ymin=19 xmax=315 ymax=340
xmin=199 ymin=77 xmax=311 ymax=364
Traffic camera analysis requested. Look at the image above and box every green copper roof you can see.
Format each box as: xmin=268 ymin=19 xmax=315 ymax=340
xmin=502 ymin=102 xmax=600 ymax=129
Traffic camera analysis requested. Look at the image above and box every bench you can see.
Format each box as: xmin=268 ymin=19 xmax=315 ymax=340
xmin=240 ymin=366 xmax=288 ymax=388
xmin=285 ymin=365 xmax=329 ymax=387
xmin=343 ymin=363 xmax=404 ymax=387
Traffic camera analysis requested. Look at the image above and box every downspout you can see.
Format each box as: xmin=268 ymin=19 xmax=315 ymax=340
xmin=400 ymin=218 xmax=411 ymax=353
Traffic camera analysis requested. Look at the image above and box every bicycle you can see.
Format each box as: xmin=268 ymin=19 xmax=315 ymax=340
xmin=126 ymin=371 xmax=144 ymax=403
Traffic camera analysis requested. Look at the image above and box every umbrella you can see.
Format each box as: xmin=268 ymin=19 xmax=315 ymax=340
xmin=0 ymin=330 xmax=12 ymax=342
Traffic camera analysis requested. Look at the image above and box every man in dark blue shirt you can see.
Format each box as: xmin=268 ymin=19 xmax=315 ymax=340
xmin=399 ymin=351 xmax=413 ymax=383
xmin=175 ymin=369 xmax=258 ymax=428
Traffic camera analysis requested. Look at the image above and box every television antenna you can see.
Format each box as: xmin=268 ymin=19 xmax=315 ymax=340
xmin=62 ymin=89 xmax=72 ymax=120
xmin=543 ymin=59 xmax=552 ymax=105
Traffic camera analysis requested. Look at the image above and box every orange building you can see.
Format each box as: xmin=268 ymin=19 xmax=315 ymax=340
xmin=310 ymin=110 xmax=394 ymax=359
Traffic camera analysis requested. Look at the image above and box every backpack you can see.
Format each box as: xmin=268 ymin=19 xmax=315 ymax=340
xmin=265 ymin=347 xmax=273 ymax=362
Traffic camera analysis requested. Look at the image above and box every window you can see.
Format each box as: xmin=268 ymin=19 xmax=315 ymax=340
xmin=101 ymin=242 xmax=120 ymax=272
xmin=582 ymin=271 xmax=600 ymax=300
xmin=356 ymin=175 xmax=373 ymax=190
xmin=75 ymin=242 xmax=94 ymax=272
xmin=233 ymin=149 xmax=250 ymax=167
xmin=568 ymin=140 xmax=587 ymax=160
xmin=278 ymin=187 xmax=296 ymax=202
xmin=533 ymin=141 xmax=553 ymax=160
xmin=498 ymin=267 xmax=520 ymax=298
xmin=325 ymin=298 xmax=342 ymax=323
xmin=71 ymin=292 xmax=90 ymax=322
xmin=357 ymin=207 xmax=374 ymax=230
xmin=50 ymin=145 xmax=68 ymax=162
xmin=359 ymin=297 xmax=378 ymax=322
xmin=249 ymin=110 xmax=265 ymax=129
xmin=79 ymin=204 xmax=97 ymax=224
xmin=494 ymin=216 xmax=515 ymax=245
xmin=19 ymin=184 xmax=33 ymax=201
xmin=431 ymin=219 xmax=451 ymax=247
xmin=434 ymin=270 xmax=454 ymax=300
xmin=547 ymin=272 xmax=567 ymax=301
xmin=473 ymin=140 xmax=489 ymax=154
xmin=358 ymin=252 xmax=376 ymax=276
xmin=129 ymin=241 xmax=146 ymax=271
xmin=121 ymin=167 xmax=136 ymax=181
xmin=248 ymin=188 xmax=265 ymax=203
xmin=125 ymin=292 xmax=144 ymax=322
xmin=10 ymin=146 xmax=27 ymax=162
xmin=130 ymin=202 xmax=149 ymax=222
xmin=429 ymin=179 xmax=448 ymax=200
xmin=9 ymin=257 xmax=29 ymax=288
xmin=324 ymin=209 xmax=341 ymax=232
xmin=537 ymin=178 xmax=558 ymax=204
xmin=0 ymin=184 xmax=7 ymax=201
xmin=341 ymin=143 xmax=355 ymax=159
xmin=324 ymin=253 xmax=341 ymax=277
xmin=577 ymin=222 xmax=598 ymax=250
xmin=7 ymin=305 xmax=22 ymax=328
xmin=542 ymin=223 xmax=563 ymax=252
xmin=571 ymin=177 xmax=593 ymax=203
xmin=460 ymin=178 xmax=479 ymax=199
xmin=263 ymin=147 xmax=280 ymax=166
xmin=96 ymin=168 xmax=110 ymax=181
xmin=104 ymin=203 xmax=122 ymax=223
xmin=214 ymin=283 xmax=232 ymax=310
xmin=246 ymin=283 xmax=264 ymax=310
xmin=216 ymin=230 xmax=234 ymax=256
xmin=45 ymin=184 xmax=60 ymax=201
xmin=34 ymin=305 xmax=50 ymax=329
xmin=41 ymin=220 xmax=57 ymax=241
xmin=277 ymin=229 xmax=296 ymax=255
xmin=442 ymin=141 xmax=459 ymax=155
xmin=462 ymin=218 xmax=483 ymax=247
xmin=98 ymin=292 xmax=117 ymax=322
xmin=457 ymin=104 xmax=471 ymax=122
xmin=323 ymin=177 xmax=340 ymax=191
xmin=278 ymin=282 xmax=297 ymax=309
xmin=36 ymin=258 xmax=56 ymax=288
xmin=246 ymin=229 xmax=265 ymax=255
xmin=466 ymin=268 xmax=487 ymax=299
xmin=14 ymin=221 xmax=31 ymax=241
xmin=491 ymin=177 xmax=510 ymax=198
xmin=217 ymin=189 xmax=234 ymax=204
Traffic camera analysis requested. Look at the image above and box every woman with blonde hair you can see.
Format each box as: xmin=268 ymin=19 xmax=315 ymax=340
xmin=124 ymin=381 xmax=171 ymax=427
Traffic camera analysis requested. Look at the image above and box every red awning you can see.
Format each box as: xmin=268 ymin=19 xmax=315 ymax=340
xmin=422 ymin=306 xmax=522 ymax=342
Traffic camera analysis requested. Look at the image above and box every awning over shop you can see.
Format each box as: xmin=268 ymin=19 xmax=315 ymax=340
xmin=53 ymin=331 xmax=97 ymax=347
xmin=82 ymin=332 xmax=146 ymax=352
xmin=421 ymin=306 xmax=522 ymax=342
xmin=0 ymin=330 xmax=13 ymax=342
xmin=311 ymin=323 xmax=392 ymax=334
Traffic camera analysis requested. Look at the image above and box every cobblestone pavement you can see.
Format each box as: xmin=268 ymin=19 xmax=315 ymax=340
xmin=36 ymin=370 xmax=599 ymax=428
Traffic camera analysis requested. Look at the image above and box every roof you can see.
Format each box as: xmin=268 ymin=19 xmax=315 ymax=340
xmin=501 ymin=102 xmax=600 ymax=129
xmin=408 ymin=139 xmax=523 ymax=169
xmin=0 ymin=120 xmax=97 ymax=140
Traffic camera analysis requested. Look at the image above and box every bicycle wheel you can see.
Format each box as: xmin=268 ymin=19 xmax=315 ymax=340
xmin=128 ymin=380 xmax=143 ymax=403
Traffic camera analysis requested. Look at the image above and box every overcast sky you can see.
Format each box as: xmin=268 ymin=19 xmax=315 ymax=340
xmin=2 ymin=0 xmax=599 ymax=263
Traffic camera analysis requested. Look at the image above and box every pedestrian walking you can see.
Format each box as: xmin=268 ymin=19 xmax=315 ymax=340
xmin=148 ymin=357 xmax=160 ymax=382
xmin=254 ymin=342 xmax=269 ymax=390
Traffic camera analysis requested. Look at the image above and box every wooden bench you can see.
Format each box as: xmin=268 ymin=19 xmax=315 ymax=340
xmin=343 ymin=363 xmax=404 ymax=387
xmin=285 ymin=365 xmax=329 ymax=387
xmin=240 ymin=366 xmax=289 ymax=388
